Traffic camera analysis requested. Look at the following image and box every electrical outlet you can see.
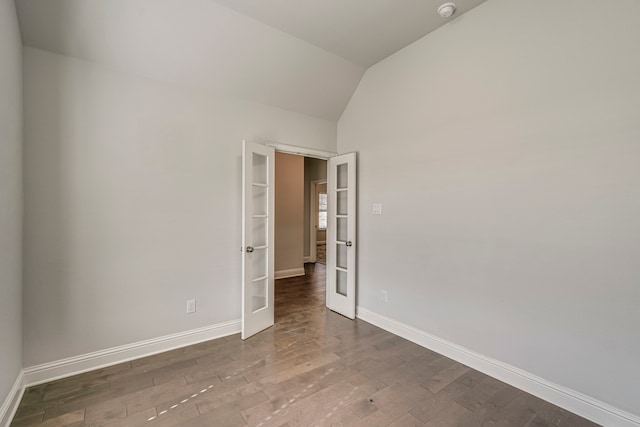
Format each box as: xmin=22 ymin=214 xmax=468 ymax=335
xmin=186 ymin=299 xmax=196 ymax=314
xmin=380 ymin=290 xmax=388 ymax=303
xmin=373 ymin=203 xmax=382 ymax=215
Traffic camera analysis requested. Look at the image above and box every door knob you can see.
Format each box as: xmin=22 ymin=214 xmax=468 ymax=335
xmin=246 ymin=246 xmax=254 ymax=253
xmin=345 ymin=241 xmax=353 ymax=247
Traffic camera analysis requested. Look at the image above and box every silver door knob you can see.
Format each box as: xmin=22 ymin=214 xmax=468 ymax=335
xmin=345 ymin=241 xmax=353 ymax=247
xmin=246 ymin=246 xmax=254 ymax=253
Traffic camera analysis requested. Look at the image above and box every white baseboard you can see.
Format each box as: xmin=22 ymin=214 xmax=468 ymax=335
xmin=0 ymin=371 xmax=24 ymax=427
xmin=356 ymin=307 xmax=640 ymax=427
xmin=303 ymin=256 xmax=311 ymax=263
xmin=274 ymin=267 xmax=305 ymax=279
xmin=22 ymin=319 xmax=241 ymax=387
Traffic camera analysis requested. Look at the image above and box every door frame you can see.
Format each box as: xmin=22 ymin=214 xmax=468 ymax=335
xmin=267 ymin=142 xmax=336 ymax=160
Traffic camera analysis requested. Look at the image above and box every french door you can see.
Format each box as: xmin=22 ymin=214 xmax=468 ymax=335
xmin=241 ymin=141 xmax=275 ymax=339
xmin=326 ymin=152 xmax=357 ymax=319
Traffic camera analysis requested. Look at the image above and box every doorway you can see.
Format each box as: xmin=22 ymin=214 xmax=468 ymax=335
xmin=272 ymin=153 xmax=327 ymax=325
xmin=241 ymin=141 xmax=357 ymax=339
xmin=272 ymin=154 xmax=327 ymax=277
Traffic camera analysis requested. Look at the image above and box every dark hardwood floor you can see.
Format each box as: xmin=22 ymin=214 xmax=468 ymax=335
xmin=11 ymin=263 xmax=598 ymax=426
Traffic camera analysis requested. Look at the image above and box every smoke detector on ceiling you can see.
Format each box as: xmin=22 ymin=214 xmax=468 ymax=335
xmin=437 ymin=2 xmax=457 ymax=18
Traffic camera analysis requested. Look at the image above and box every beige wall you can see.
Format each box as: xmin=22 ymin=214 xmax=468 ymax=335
xmin=275 ymin=153 xmax=305 ymax=273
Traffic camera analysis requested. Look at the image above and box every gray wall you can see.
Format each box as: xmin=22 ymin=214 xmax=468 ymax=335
xmin=23 ymin=47 xmax=336 ymax=367
xmin=338 ymin=0 xmax=640 ymax=417
xmin=0 ymin=0 xmax=23 ymax=408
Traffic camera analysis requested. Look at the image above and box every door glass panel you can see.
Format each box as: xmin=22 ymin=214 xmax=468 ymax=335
xmin=252 ymin=218 xmax=267 ymax=247
xmin=336 ymin=270 xmax=347 ymax=296
xmin=337 ymin=217 xmax=348 ymax=242
xmin=252 ymin=278 xmax=267 ymax=312
xmin=337 ymin=163 xmax=348 ymax=189
xmin=252 ymin=186 xmax=268 ymax=216
xmin=337 ymin=190 xmax=348 ymax=215
xmin=337 ymin=244 xmax=347 ymax=269
xmin=251 ymin=248 xmax=267 ymax=280
xmin=252 ymin=153 xmax=267 ymax=185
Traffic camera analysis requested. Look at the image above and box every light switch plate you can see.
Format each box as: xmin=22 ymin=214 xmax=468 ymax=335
xmin=186 ymin=299 xmax=196 ymax=314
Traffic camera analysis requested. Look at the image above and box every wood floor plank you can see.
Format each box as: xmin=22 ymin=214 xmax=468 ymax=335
xmin=12 ymin=264 xmax=600 ymax=427
xmin=38 ymin=409 xmax=85 ymax=427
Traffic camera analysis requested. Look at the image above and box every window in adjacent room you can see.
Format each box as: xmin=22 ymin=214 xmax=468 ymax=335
xmin=318 ymin=192 xmax=327 ymax=230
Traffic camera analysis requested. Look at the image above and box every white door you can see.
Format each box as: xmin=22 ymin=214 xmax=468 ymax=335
xmin=242 ymin=141 xmax=275 ymax=339
xmin=326 ymin=152 xmax=357 ymax=319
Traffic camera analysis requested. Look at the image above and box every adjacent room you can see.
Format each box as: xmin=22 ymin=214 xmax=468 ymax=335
xmin=1 ymin=0 xmax=639 ymax=426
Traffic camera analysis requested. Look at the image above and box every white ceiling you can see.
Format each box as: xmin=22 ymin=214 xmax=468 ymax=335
xmin=209 ymin=0 xmax=488 ymax=68
xmin=15 ymin=0 xmax=487 ymax=121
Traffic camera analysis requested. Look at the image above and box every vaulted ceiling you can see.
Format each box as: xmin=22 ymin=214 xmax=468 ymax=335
xmin=15 ymin=0 xmax=487 ymax=121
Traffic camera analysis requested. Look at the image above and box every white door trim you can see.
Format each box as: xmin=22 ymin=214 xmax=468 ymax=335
xmin=266 ymin=142 xmax=336 ymax=160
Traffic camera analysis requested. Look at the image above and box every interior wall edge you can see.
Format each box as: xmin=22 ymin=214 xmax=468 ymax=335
xmin=356 ymin=307 xmax=640 ymax=427
xmin=21 ymin=319 xmax=240 ymax=388
xmin=0 ymin=371 xmax=24 ymax=427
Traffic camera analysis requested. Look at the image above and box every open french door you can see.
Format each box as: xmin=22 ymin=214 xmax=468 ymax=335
xmin=241 ymin=141 xmax=275 ymax=339
xmin=326 ymin=152 xmax=357 ymax=319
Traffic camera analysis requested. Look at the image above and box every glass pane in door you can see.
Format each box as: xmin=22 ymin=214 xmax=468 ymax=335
xmin=337 ymin=163 xmax=348 ymax=189
xmin=336 ymin=270 xmax=347 ymax=296
xmin=252 ymin=153 xmax=267 ymax=185
xmin=337 ymin=244 xmax=347 ymax=269
xmin=252 ymin=186 xmax=268 ymax=216
xmin=252 ymin=248 xmax=267 ymax=280
xmin=252 ymin=218 xmax=267 ymax=247
xmin=337 ymin=190 xmax=348 ymax=215
xmin=337 ymin=217 xmax=348 ymax=242
xmin=252 ymin=278 xmax=267 ymax=312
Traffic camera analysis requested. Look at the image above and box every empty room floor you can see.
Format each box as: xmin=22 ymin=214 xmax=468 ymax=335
xmin=11 ymin=264 xmax=598 ymax=426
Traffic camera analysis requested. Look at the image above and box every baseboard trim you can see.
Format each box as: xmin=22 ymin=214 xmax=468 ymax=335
xmin=22 ymin=319 xmax=241 ymax=387
xmin=274 ymin=267 xmax=305 ymax=279
xmin=356 ymin=307 xmax=640 ymax=427
xmin=0 ymin=371 xmax=24 ymax=427
xmin=303 ymin=256 xmax=311 ymax=263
